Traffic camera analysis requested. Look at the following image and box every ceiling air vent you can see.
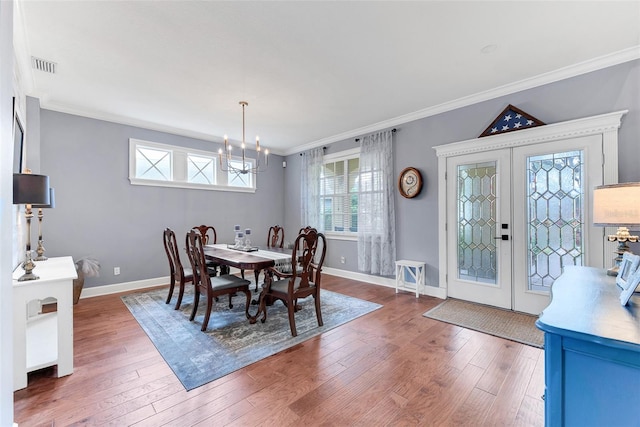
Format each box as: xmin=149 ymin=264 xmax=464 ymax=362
xmin=31 ymin=56 xmax=57 ymax=74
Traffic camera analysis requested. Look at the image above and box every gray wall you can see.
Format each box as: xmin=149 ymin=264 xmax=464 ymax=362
xmin=38 ymin=111 xmax=285 ymax=289
xmin=35 ymin=60 xmax=639 ymax=290
xmin=284 ymin=60 xmax=640 ymax=285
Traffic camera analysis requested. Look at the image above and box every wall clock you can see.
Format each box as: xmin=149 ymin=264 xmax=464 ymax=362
xmin=398 ymin=167 xmax=423 ymax=198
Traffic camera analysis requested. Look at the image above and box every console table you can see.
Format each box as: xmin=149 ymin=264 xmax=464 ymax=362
xmin=13 ymin=256 xmax=77 ymax=390
xmin=536 ymin=266 xmax=640 ymax=426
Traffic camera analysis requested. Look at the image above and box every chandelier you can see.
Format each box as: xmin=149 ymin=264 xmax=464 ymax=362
xmin=218 ymin=101 xmax=268 ymax=175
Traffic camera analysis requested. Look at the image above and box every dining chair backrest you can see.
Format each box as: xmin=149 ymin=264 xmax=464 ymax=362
xmin=298 ymin=226 xmax=313 ymax=235
xmin=267 ymin=225 xmax=285 ymax=248
xmin=292 ymin=227 xmax=326 ymax=289
xmin=163 ymin=228 xmax=178 ymax=278
xmin=191 ymin=225 xmax=217 ymax=245
xmin=185 ymin=229 xmax=208 ymax=289
xmin=163 ymin=227 xmax=194 ymax=309
xmin=297 ymin=226 xmax=315 ymax=251
xmin=192 ymin=225 xmax=228 ymax=276
xmin=164 ymin=228 xmax=186 ymax=280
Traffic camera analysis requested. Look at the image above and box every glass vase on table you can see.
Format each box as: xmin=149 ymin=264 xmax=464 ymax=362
xmin=244 ymin=228 xmax=252 ymax=250
xmin=233 ymin=225 xmax=241 ymax=248
xmin=235 ymin=232 xmax=244 ymax=249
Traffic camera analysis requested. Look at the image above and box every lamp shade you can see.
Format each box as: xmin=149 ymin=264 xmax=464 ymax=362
xmin=13 ymin=174 xmax=50 ymax=205
xmin=593 ymin=182 xmax=640 ymax=226
xmin=32 ymin=187 xmax=55 ymax=209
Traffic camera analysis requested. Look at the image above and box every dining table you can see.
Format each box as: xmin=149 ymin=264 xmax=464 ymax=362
xmin=203 ymin=244 xmax=292 ymax=322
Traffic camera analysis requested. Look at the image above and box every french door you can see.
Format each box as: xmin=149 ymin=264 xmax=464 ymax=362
xmin=512 ymin=135 xmax=603 ymax=314
xmin=446 ymin=135 xmax=604 ymax=314
xmin=446 ymin=150 xmax=512 ymax=309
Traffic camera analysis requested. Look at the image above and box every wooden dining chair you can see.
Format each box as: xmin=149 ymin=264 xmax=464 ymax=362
xmin=258 ymin=227 xmax=327 ymax=337
xmin=192 ymin=224 xmax=217 ymax=245
xmin=298 ymin=225 xmax=314 ymax=248
xmin=268 ymin=225 xmax=285 ymax=248
xmin=191 ymin=225 xmax=229 ymax=275
xmin=163 ymin=228 xmax=194 ymax=310
xmin=241 ymin=225 xmax=285 ymax=290
xmin=185 ymin=230 xmax=252 ymax=331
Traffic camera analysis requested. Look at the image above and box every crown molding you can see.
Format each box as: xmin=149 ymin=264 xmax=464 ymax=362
xmin=38 ymin=102 xmax=291 ymax=156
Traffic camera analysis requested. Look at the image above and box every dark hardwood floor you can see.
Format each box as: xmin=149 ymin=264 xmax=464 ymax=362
xmin=14 ymin=275 xmax=544 ymax=426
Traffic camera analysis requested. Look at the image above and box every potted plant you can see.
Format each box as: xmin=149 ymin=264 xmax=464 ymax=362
xmin=73 ymin=257 xmax=100 ymax=304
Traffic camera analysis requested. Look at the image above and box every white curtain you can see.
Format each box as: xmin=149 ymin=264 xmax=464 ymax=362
xmin=358 ymin=130 xmax=396 ymax=276
xmin=300 ymin=147 xmax=324 ymax=231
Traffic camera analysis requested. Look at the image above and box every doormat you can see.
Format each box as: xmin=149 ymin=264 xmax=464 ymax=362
xmin=423 ymin=298 xmax=544 ymax=348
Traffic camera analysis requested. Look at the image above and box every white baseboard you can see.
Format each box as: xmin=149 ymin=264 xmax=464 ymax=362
xmin=323 ymin=266 xmax=396 ymax=287
xmin=80 ymin=269 xmax=447 ymax=300
xmin=79 ymin=277 xmax=169 ymax=299
xmin=322 ymin=267 xmax=446 ymax=299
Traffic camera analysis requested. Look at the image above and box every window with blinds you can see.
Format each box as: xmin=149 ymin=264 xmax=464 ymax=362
xmin=320 ymin=151 xmax=359 ymax=235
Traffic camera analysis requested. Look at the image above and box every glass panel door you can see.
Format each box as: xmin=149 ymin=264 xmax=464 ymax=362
xmin=512 ymin=134 xmax=603 ymax=314
xmin=446 ymin=149 xmax=511 ymax=309
xmin=457 ymin=162 xmax=498 ymax=284
xmin=527 ymin=151 xmax=584 ymax=291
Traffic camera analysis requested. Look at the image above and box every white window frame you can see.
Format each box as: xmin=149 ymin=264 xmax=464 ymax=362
xmin=187 ymin=152 xmax=217 ymax=186
xmin=226 ymin=159 xmax=255 ymax=188
xmin=129 ymin=138 xmax=256 ymax=193
xmin=321 ymin=148 xmax=360 ymax=241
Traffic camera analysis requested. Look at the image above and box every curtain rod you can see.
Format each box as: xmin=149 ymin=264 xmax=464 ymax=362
xmin=355 ymin=128 xmax=396 ymax=142
xmin=299 ymin=127 xmax=398 ymax=155
xmin=300 ymin=146 xmax=327 ymax=156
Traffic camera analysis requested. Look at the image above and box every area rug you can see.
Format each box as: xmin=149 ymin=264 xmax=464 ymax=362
xmin=121 ymin=287 xmax=382 ymax=390
xmin=423 ymin=298 xmax=544 ymax=348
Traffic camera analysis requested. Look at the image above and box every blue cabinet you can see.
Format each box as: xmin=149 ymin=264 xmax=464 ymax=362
xmin=536 ymin=266 xmax=640 ymax=427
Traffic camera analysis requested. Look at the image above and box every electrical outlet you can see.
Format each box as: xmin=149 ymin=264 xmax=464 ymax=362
xmin=340 ymin=256 xmax=346 ymax=264
xmin=114 ymin=267 xmax=120 ymax=275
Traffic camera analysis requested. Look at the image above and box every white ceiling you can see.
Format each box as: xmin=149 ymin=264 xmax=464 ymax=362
xmin=14 ymin=1 xmax=640 ymax=155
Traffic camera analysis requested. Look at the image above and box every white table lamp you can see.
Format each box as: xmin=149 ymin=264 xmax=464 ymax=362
xmin=593 ymin=182 xmax=640 ymax=276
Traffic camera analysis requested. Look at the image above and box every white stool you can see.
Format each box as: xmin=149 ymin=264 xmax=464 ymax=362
xmin=395 ymin=260 xmax=426 ymax=298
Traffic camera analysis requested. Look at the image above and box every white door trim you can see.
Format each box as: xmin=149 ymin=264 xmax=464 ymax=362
xmin=434 ymin=110 xmax=626 ymax=298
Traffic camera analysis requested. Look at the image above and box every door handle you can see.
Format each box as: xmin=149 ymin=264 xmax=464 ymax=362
xmin=494 ymin=235 xmax=509 ymax=241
